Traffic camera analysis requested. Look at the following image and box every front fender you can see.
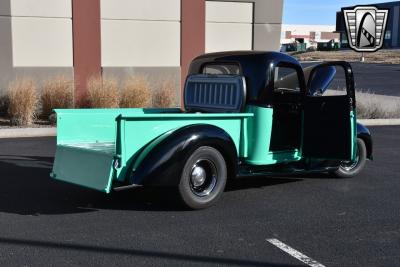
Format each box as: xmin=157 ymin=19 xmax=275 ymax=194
xmin=357 ymin=122 xmax=373 ymax=160
xmin=130 ymin=124 xmax=238 ymax=186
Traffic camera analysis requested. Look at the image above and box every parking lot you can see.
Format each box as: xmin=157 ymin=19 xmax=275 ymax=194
xmin=349 ymin=63 xmax=400 ymax=96
xmin=0 ymin=126 xmax=399 ymax=266
xmin=302 ymin=62 xmax=400 ymax=96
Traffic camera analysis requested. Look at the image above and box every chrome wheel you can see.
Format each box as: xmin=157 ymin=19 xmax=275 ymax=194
xmin=189 ymin=159 xmax=217 ymax=197
xmin=333 ymin=138 xmax=367 ymax=179
xmin=340 ymin=154 xmax=360 ymax=171
xmin=179 ymin=146 xmax=227 ymax=209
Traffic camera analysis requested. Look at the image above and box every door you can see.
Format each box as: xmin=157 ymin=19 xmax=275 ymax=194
xmin=302 ymin=62 xmax=356 ymax=160
xmin=270 ymin=63 xmax=303 ymax=151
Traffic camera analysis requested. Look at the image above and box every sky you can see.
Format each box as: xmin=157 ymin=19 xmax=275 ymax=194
xmin=283 ymin=0 xmax=392 ymax=25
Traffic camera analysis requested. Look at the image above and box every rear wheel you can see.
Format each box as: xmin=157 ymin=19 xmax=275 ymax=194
xmin=178 ymin=146 xmax=227 ymax=209
xmin=333 ymin=138 xmax=367 ymax=178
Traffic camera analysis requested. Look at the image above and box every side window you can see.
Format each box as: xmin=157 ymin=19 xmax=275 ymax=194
xmin=274 ymin=66 xmax=301 ymax=93
xmin=202 ymin=63 xmax=240 ymax=75
xmin=308 ymin=65 xmax=348 ymax=96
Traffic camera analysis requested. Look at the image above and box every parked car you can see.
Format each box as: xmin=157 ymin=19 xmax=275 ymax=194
xmin=51 ymin=51 xmax=372 ymax=209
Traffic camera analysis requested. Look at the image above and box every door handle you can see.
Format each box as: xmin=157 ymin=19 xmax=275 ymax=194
xmin=320 ymin=102 xmax=326 ymax=111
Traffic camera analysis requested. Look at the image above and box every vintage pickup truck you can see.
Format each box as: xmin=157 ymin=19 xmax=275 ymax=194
xmin=51 ymin=51 xmax=372 ymax=209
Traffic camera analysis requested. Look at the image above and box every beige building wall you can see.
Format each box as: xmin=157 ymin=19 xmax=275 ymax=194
xmin=101 ymin=20 xmax=180 ymax=67
xmin=12 ymin=17 xmax=73 ymax=67
xmin=0 ymin=0 xmax=284 ymax=105
xmin=0 ymin=0 xmax=73 ymax=93
xmin=253 ymin=0 xmax=283 ymax=51
xmin=8 ymin=0 xmax=71 ymax=17
xmin=254 ymin=23 xmax=282 ymax=51
xmin=100 ymin=0 xmax=182 ymax=105
xmin=10 ymin=0 xmax=72 ymax=67
xmin=206 ymin=0 xmax=283 ymax=52
xmin=101 ymin=0 xmax=180 ymax=21
xmin=0 ymin=16 xmax=13 ymax=92
xmin=101 ymin=0 xmax=181 ymax=67
xmin=206 ymin=1 xmax=253 ymax=53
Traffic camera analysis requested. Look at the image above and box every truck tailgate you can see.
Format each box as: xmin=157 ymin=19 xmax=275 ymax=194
xmin=51 ymin=142 xmax=116 ymax=193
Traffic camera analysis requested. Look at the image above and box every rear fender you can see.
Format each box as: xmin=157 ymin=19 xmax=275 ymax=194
xmin=129 ymin=124 xmax=238 ymax=186
xmin=357 ymin=122 xmax=373 ymax=160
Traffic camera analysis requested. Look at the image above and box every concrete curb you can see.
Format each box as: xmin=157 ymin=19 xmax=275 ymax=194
xmin=0 ymin=127 xmax=56 ymax=139
xmin=299 ymin=60 xmax=322 ymax=63
xmin=358 ymin=119 xmax=400 ymax=126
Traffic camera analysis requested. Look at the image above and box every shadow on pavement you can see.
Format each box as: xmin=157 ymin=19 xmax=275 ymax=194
xmin=0 ymin=155 xmax=306 ymax=215
xmin=0 ymin=155 xmax=102 ymax=215
xmin=0 ymin=236 xmax=303 ymax=267
xmin=225 ymin=176 xmax=303 ymax=192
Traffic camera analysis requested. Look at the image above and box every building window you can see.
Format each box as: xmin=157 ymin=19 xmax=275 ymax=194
xmin=385 ymin=30 xmax=391 ymax=40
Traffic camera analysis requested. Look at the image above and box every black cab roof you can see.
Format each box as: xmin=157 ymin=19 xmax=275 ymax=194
xmin=188 ymin=51 xmax=304 ymax=106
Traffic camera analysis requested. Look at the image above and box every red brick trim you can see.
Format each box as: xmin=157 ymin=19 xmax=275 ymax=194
xmin=181 ymin=0 xmax=205 ymax=107
xmin=72 ymin=0 xmax=102 ymax=106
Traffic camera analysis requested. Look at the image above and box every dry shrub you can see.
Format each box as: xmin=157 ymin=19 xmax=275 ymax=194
xmin=394 ymin=105 xmax=400 ymax=119
xmin=153 ymin=79 xmax=176 ymax=108
xmin=120 ymin=75 xmax=151 ymax=108
xmin=0 ymin=95 xmax=9 ymax=116
xmin=355 ymin=90 xmax=400 ymax=119
xmin=357 ymin=101 xmax=400 ymax=119
xmin=7 ymin=78 xmax=38 ymax=126
xmin=41 ymin=75 xmax=74 ymax=117
xmin=356 ymin=101 xmax=388 ymax=119
xmin=87 ymin=75 xmax=119 ymax=108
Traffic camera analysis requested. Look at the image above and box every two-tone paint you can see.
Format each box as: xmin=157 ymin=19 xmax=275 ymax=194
xmin=51 ymin=51 xmax=373 ymax=194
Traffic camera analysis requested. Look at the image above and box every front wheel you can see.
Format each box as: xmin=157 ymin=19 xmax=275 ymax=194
xmin=178 ymin=146 xmax=227 ymax=209
xmin=333 ymin=138 xmax=367 ymax=178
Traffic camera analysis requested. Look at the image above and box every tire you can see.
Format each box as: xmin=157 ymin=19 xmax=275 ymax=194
xmin=178 ymin=146 xmax=227 ymax=209
xmin=333 ymin=138 xmax=367 ymax=178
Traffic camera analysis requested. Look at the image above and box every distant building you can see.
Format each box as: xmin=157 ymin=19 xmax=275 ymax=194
xmin=336 ymin=1 xmax=400 ymax=48
xmin=280 ymin=24 xmax=339 ymax=49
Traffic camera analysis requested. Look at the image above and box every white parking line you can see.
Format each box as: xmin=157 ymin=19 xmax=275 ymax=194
xmin=266 ymin=238 xmax=325 ymax=267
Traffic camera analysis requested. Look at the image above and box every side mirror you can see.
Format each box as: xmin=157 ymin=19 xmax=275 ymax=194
xmin=307 ymin=65 xmax=336 ymax=96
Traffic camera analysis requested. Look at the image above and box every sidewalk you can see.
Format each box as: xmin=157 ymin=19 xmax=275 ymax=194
xmin=358 ymin=119 xmax=400 ymax=126
xmin=0 ymin=127 xmax=56 ymax=138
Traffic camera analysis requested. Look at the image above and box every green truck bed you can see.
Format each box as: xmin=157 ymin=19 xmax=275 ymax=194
xmin=51 ymin=108 xmax=254 ymax=193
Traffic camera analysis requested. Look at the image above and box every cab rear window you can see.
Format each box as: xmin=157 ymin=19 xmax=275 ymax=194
xmin=202 ymin=63 xmax=240 ymax=75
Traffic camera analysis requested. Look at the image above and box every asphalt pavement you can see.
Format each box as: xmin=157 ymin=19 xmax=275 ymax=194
xmin=350 ymin=63 xmax=400 ymax=96
xmin=302 ymin=62 xmax=400 ymax=96
xmin=0 ymin=126 xmax=399 ymax=266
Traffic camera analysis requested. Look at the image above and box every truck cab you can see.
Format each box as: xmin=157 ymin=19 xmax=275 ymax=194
xmin=51 ymin=51 xmax=372 ymax=209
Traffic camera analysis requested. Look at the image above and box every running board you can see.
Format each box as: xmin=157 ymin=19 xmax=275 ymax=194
xmin=113 ymin=184 xmax=143 ymax=192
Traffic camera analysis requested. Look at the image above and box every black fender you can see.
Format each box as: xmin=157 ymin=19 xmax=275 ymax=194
xmin=357 ymin=122 xmax=373 ymax=160
xmin=129 ymin=124 xmax=238 ymax=186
